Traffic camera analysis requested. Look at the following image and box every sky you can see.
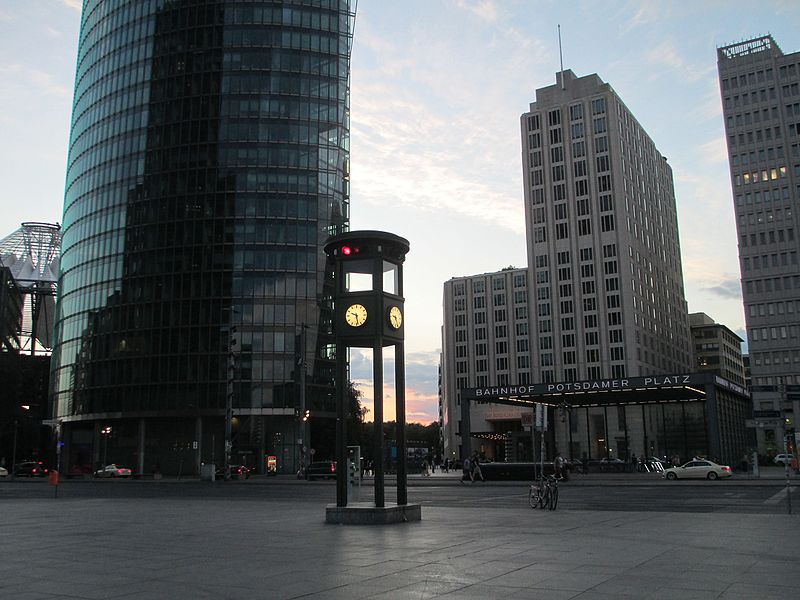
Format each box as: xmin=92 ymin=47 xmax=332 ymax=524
xmin=1 ymin=1 xmax=799 ymax=424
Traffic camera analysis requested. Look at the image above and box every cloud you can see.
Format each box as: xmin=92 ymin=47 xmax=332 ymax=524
xmin=696 ymin=136 xmax=729 ymax=166
xmin=702 ymin=277 xmax=742 ymax=300
xmin=0 ymin=64 xmax=71 ymax=99
xmin=453 ymin=0 xmax=499 ymax=23
xmin=644 ymin=40 xmax=716 ymax=84
xmin=58 ymin=0 xmax=82 ymax=11
xmin=624 ymin=0 xmax=664 ymax=29
xmin=349 ymin=347 xmax=440 ymax=423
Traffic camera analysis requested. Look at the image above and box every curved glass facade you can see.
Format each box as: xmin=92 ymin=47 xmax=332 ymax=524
xmin=51 ymin=0 xmax=354 ymax=474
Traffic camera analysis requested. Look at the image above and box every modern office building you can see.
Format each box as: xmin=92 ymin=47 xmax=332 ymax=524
xmin=439 ymin=71 xmax=754 ymax=465
xmin=689 ymin=312 xmax=746 ymax=387
xmin=50 ymin=0 xmax=356 ymax=475
xmin=718 ymin=35 xmax=800 ymax=454
xmin=441 ymin=268 xmax=530 ymax=461
xmin=521 ymin=69 xmax=693 ymax=383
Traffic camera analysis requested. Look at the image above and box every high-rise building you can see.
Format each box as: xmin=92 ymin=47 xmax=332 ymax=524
xmin=521 ymin=70 xmax=692 ymax=383
xmin=717 ymin=35 xmax=800 ymax=453
xmin=440 ymin=267 xmax=529 ymax=461
xmin=689 ymin=312 xmax=746 ymax=387
xmin=50 ymin=0 xmax=356 ymax=475
xmin=441 ymin=70 xmax=714 ymax=463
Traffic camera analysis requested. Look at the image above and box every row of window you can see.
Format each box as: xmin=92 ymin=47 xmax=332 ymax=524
xmin=748 ymin=300 xmax=800 ymax=318
xmin=734 ymin=166 xmax=788 ymax=186
xmin=742 ymin=251 xmax=798 ymax=271
xmin=720 ymin=67 xmax=775 ymax=91
xmin=737 ymin=206 xmax=793 ymax=226
xmin=735 ymin=185 xmax=791 ymax=206
xmin=728 ymin=126 xmax=783 ymax=148
xmin=744 ymin=275 xmax=800 ymax=296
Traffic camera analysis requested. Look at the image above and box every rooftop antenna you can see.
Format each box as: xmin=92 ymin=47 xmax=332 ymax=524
xmin=558 ymin=24 xmax=565 ymax=90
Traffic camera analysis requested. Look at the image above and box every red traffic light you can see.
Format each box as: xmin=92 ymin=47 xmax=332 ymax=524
xmin=341 ymin=245 xmax=359 ymax=256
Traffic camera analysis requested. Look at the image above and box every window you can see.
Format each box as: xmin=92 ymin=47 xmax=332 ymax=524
xmin=591 ymin=97 xmax=606 ymax=114
xmin=569 ymin=104 xmax=584 ymax=121
xmin=601 ymin=214 xmax=615 ymax=231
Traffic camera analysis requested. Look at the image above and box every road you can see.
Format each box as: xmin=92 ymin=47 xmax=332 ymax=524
xmin=1 ymin=475 xmax=795 ymax=514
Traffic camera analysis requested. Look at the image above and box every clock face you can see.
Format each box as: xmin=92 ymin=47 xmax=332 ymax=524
xmin=345 ymin=303 xmax=368 ymax=327
xmin=388 ymin=306 xmax=403 ymax=329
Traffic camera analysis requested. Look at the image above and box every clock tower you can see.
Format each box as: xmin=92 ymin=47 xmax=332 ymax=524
xmin=324 ymin=231 xmax=418 ymax=522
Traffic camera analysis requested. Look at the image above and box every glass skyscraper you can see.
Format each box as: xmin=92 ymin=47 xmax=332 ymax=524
xmin=50 ymin=0 xmax=355 ymax=475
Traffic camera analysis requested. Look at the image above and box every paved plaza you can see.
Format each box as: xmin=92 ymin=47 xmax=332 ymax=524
xmin=1 ymin=480 xmax=798 ymax=599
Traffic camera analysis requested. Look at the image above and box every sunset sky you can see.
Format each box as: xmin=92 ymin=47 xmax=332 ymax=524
xmin=2 ymin=1 xmax=799 ymax=423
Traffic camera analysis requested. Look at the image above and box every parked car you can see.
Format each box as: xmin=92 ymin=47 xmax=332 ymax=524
xmin=93 ymin=464 xmax=132 ymax=478
xmin=214 ymin=465 xmax=251 ymax=479
xmin=305 ymin=461 xmax=337 ymax=480
xmin=14 ymin=461 xmax=49 ymax=477
xmin=0 ymin=466 xmax=8 ymax=477
xmin=773 ymin=454 xmax=795 ymax=466
xmin=663 ymin=460 xmax=732 ymax=480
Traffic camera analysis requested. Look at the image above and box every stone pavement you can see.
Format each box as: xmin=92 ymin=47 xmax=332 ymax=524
xmin=1 ymin=492 xmax=798 ymax=599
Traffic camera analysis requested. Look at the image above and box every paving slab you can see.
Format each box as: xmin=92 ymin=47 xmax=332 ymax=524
xmin=1 ymin=495 xmax=798 ymax=599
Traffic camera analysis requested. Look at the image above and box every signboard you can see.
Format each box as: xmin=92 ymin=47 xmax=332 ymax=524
xmin=461 ymin=373 xmax=706 ymax=400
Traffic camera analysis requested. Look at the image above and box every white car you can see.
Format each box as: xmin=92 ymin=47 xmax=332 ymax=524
xmin=93 ymin=464 xmax=132 ymax=478
xmin=663 ymin=459 xmax=732 ymax=480
xmin=0 ymin=466 xmax=8 ymax=477
xmin=773 ymin=454 xmax=795 ymax=466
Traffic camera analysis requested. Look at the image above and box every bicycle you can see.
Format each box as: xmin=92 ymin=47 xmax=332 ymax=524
xmin=529 ymin=475 xmax=559 ymax=510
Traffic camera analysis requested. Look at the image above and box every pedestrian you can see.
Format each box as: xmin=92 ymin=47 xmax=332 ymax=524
xmin=581 ymin=452 xmax=589 ymax=474
xmin=630 ymin=453 xmax=637 ymax=473
xmin=554 ymin=453 xmax=564 ymax=479
xmin=470 ymin=452 xmax=484 ymax=482
xmin=461 ymin=456 xmax=471 ymax=483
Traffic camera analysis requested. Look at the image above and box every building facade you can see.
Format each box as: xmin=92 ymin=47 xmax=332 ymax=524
xmin=442 ymin=70 xmax=704 ymax=462
xmin=689 ymin=312 xmax=746 ymax=387
xmin=522 ymin=70 xmax=693 ymax=383
xmin=717 ymin=35 xmax=800 ymax=454
xmin=50 ymin=0 xmax=355 ymax=475
xmin=440 ymin=268 xmax=530 ymax=462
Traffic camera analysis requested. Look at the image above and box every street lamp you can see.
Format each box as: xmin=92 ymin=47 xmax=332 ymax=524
xmin=101 ymin=426 xmax=112 ymax=467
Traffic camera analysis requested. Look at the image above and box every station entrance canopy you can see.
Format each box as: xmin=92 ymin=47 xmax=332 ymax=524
xmin=460 ymin=373 xmax=744 ymax=407
xmin=458 ymin=372 xmax=751 ymax=464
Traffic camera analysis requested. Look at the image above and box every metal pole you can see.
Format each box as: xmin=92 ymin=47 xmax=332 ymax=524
xmin=395 ymin=342 xmax=407 ymax=506
xmin=299 ymin=323 xmax=308 ymax=474
xmin=784 ymin=430 xmax=792 ymax=515
xmin=373 ymin=341 xmax=384 ymax=508
xmin=539 ymin=404 xmax=546 ymax=482
xmin=335 ymin=341 xmax=348 ymax=507
xmin=225 ymin=346 xmax=233 ymax=481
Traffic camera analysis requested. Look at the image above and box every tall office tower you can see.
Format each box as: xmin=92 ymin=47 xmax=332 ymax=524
xmin=717 ymin=36 xmax=800 ymax=452
xmin=441 ymin=268 xmax=530 ymax=461
xmin=521 ymin=70 xmax=693 ymax=384
xmin=50 ymin=0 xmax=355 ymax=475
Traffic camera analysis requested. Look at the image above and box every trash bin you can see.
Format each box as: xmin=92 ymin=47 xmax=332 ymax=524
xmin=200 ymin=463 xmax=216 ymax=481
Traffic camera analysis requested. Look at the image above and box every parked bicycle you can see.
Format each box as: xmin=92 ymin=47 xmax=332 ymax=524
xmin=529 ymin=475 xmax=559 ymax=510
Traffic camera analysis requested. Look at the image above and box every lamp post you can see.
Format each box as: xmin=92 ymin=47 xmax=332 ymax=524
xmin=101 ymin=426 xmax=112 ymax=467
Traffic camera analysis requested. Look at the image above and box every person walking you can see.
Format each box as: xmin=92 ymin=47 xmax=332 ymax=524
xmin=460 ymin=456 xmax=471 ymax=483
xmin=470 ymin=452 xmax=484 ymax=482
